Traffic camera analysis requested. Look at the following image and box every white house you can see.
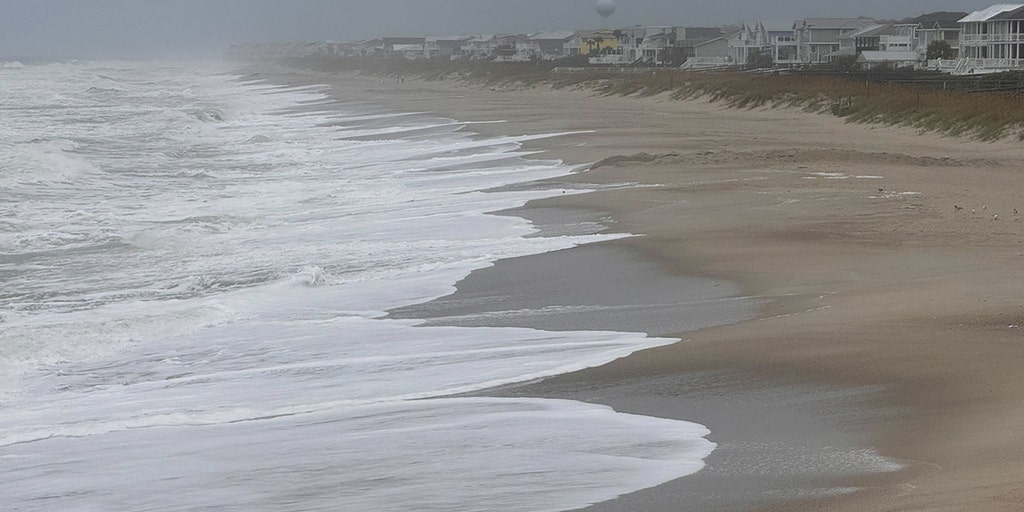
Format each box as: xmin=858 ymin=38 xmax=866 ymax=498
xmin=460 ymin=35 xmax=497 ymax=59
xmin=833 ymin=23 xmax=922 ymax=68
xmin=957 ymin=4 xmax=1024 ymax=73
xmin=731 ymin=21 xmax=800 ymax=65
xmin=793 ymin=17 xmax=876 ymax=64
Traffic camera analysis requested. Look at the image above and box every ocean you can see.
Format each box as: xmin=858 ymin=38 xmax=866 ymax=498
xmin=1 ymin=61 xmax=742 ymax=511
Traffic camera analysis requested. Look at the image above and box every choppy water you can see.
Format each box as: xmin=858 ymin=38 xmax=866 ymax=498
xmin=0 ymin=61 xmax=730 ymax=511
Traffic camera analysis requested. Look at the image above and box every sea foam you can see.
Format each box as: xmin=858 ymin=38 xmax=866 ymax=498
xmin=0 ymin=61 xmax=735 ymax=511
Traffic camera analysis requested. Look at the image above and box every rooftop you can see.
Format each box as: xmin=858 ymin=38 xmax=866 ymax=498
xmin=530 ymin=31 xmax=576 ymax=41
xmin=990 ymin=5 xmax=1024 ymax=20
xmin=904 ymin=11 xmax=968 ymax=28
xmin=959 ymin=4 xmax=1024 ymax=22
xmin=797 ymin=17 xmax=876 ymax=30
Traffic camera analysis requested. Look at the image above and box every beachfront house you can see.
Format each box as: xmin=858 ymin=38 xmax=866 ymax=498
xmin=672 ymin=27 xmax=726 ymax=64
xmin=907 ymin=11 xmax=966 ymax=63
xmin=491 ymin=34 xmax=540 ymax=62
xmin=833 ymin=23 xmax=921 ymax=69
xmin=680 ymin=37 xmax=735 ymax=69
xmin=852 ymin=24 xmax=918 ymax=52
xmin=458 ymin=35 xmax=497 ymax=59
xmin=956 ymin=4 xmax=1024 ymax=73
xmin=529 ymin=31 xmax=577 ymax=59
xmin=694 ymin=37 xmax=730 ymax=59
xmin=727 ymin=21 xmax=799 ymax=66
xmin=383 ymin=37 xmax=428 ymax=59
xmin=570 ymin=29 xmax=624 ymax=64
xmin=728 ymin=22 xmax=768 ymax=65
xmin=636 ymin=29 xmax=675 ymax=65
xmin=793 ymin=17 xmax=876 ymax=64
xmin=424 ymin=36 xmax=474 ymax=60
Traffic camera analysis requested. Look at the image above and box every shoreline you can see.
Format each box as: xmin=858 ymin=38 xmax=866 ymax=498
xmin=251 ymin=65 xmax=1024 ymax=511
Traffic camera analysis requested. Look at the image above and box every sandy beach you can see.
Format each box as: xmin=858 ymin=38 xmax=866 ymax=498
xmin=257 ymin=66 xmax=1024 ymax=511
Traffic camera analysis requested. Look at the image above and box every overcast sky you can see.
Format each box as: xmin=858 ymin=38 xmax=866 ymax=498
xmin=0 ymin=0 xmax=1008 ymax=60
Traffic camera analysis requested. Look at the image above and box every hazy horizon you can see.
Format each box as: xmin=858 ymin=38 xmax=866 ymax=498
xmin=0 ymin=0 xmax=1008 ymax=60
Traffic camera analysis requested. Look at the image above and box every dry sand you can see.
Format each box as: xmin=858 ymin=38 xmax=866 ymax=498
xmin=257 ymin=67 xmax=1024 ymax=511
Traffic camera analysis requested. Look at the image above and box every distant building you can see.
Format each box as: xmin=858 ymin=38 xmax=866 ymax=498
xmin=425 ymin=36 xmax=474 ymax=60
xmin=793 ymin=17 xmax=876 ymax=64
xmin=853 ymin=24 xmax=917 ymax=52
xmin=492 ymin=34 xmax=535 ymax=61
xmin=832 ymin=22 xmax=920 ymax=68
xmin=728 ymin=21 xmax=799 ymax=65
xmin=530 ymin=31 xmax=576 ymax=59
xmin=383 ymin=37 xmax=428 ymax=59
xmin=957 ymin=4 xmax=1024 ymax=73
xmin=906 ymin=11 xmax=966 ymax=60
xmin=570 ymin=29 xmax=623 ymax=64
xmin=672 ymin=27 xmax=725 ymax=62
xmin=694 ymin=37 xmax=729 ymax=58
xmin=459 ymin=35 xmax=497 ymax=59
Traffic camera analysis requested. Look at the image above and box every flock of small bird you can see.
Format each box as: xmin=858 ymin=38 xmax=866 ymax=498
xmin=872 ymin=187 xmax=1015 ymax=221
xmin=951 ymin=203 xmax=1017 ymax=221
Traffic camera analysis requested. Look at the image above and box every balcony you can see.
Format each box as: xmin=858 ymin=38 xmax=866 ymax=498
xmin=961 ymin=33 xmax=1024 ymax=44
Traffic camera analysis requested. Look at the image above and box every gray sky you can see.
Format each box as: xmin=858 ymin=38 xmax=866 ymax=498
xmin=0 ymin=0 xmax=1007 ymax=60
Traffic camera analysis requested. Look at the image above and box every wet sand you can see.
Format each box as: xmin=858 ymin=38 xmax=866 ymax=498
xmin=255 ymin=66 xmax=1024 ymax=511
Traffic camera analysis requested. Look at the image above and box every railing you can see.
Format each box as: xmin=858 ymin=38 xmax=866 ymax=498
xmin=588 ymin=55 xmax=629 ymax=65
xmin=951 ymin=57 xmax=1024 ymax=74
xmin=961 ymin=33 xmax=1024 ymax=44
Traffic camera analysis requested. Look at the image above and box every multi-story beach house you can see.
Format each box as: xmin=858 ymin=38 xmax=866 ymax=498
xmin=957 ymin=4 xmax=1024 ymax=73
xmin=672 ymin=27 xmax=725 ymax=62
xmin=458 ymin=35 xmax=497 ymax=60
xmin=832 ymin=23 xmax=921 ymax=69
xmin=568 ymin=29 xmax=621 ymax=61
xmin=859 ymin=24 xmax=917 ymax=52
xmin=491 ymin=34 xmax=536 ymax=61
xmin=382 ymin=37 xmax=429 ymax=59
xmin=423 ymin=36 xmax=475 ymax=60
xmin=727 ymin=21 xmax=800 ymax=66
xmin=907 ymin=11 xmax=966 ymax=61
xmin=529 ymin=31 xmax=577 ymax=59
xmin=793 ymin=17 xmax=876 ymax=64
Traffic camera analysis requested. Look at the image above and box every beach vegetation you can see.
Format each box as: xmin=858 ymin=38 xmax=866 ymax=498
xmin=285 ymin=56 xmax=1024 ymax=141
xmin=746 ymin=50 xmax=774 ymax=69
xmin=926 ymin=40 xmax=955 ymax=61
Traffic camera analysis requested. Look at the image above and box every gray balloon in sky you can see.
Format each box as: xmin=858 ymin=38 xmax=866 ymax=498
xmin=596 ymin=0 xmax=617 ymax=19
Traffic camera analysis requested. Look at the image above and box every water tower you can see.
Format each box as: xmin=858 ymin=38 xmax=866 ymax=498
xmin=595 ymin=0 xmax=616 ymax=22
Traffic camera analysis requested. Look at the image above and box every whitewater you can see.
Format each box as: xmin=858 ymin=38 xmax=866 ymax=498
xmin=1 ymin=61 xmax=725 ymax=511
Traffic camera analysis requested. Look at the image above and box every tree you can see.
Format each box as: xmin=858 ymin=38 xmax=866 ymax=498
xmin=747 ymin=48 xmax=774 ymax=69
xmin=927 ymin=40 xmax=954 ymax=60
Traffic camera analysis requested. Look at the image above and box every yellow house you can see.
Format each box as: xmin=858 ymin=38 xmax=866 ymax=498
xmin=573 ymin=29 xmax=621 ymax=56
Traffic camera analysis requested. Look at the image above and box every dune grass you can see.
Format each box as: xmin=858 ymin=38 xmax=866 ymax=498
xmin=287 ymin=56 xmax=1024 ymax=141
